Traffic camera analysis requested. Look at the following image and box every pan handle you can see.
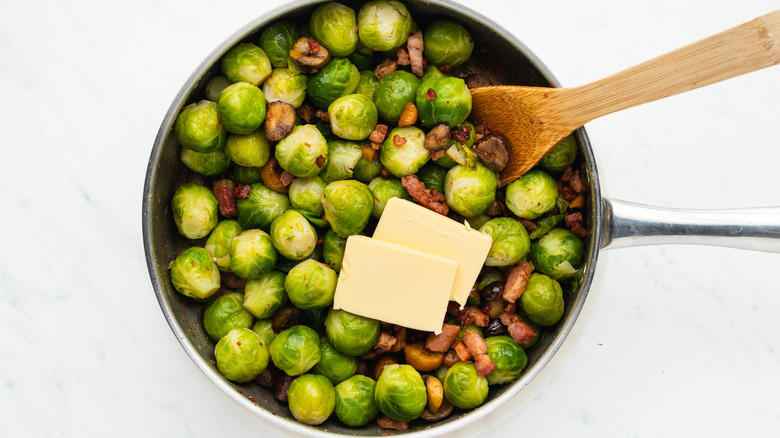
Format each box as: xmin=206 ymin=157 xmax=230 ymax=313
xmin=599 ymin=198 xmax=780 ymax=253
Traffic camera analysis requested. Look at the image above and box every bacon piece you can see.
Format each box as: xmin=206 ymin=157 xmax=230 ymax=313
xmin=213 ymin=179 xmax=237 ymax=217
xmin=450 ymin=124 xmax=471 ymax=143
xmin=375 ymin=331 xmax=397 ymax=351
xmin=559 ymin=167 xmax=588 ymax=200
xmin=374 ymin=58 xmax=398 ymax=80
xmin=307 ymin=37 xmax=321 ymax=53
xmin=453 ymin=341 xmax=471 ymax=362
xmin=234 ymin=183 xmax=252 ymax=199
xmin=503 ymin=260 xmax=534 ymax=303
xmin=565 ymin=212 xmax=588 ymax=238
xmin=396 ymin=47 xmax=411 ymax=65
xmin=280 ymin=171 xmax=295 ymax=187
xmin=401 ymin=174 xmax=449 ymax=216
xmin=462 ymin=331 xmax=496 ymax=376
xmin=438 ymin=65 xmax=453 ymax=75
xmin=369 ymin=124 xmax=389 ymax=144
xmin=407 ymin=31 xmax=425 ymax=77
xmin=377 ymin=414 xmax=408 ymax=431
xmin=457 ymin=306 xmax=489 ymax=327
xmin=431 ymin=149 xmax=446 ymax=161
xmin=392 ymin=134 xmax=407 ymax=146
xmin=425 ymin=323 xmax=461 ymax=352
xmin=315 ymin=155 xmax=326 ymax=167
xmin=500 ymin=312 xmax=538 ymax=346
xmin=425 ymin=88 xmax=436 ymax=100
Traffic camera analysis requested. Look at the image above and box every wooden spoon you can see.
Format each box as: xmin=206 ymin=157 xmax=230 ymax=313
xmin=471 ymin=9 xmax=780 ymax=186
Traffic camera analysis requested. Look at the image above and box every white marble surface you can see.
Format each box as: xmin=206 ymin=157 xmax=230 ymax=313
xmin=2 ymin=0 xmax=779 ymax=436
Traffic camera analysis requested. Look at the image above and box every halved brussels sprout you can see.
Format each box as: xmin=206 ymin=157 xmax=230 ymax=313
xmin=287 ymin=374 xmax=336 ymax=425
xmin=325 ymin=309 xmax=380 ymax=356
xmin=269 ymin=324 xmax=322 ymax=375
xmin=479 ymin=217 xmax=531 ymax=267
xmin=224 ymin=129 xmax=271 ymax=168
xmin=328 ymin=94 xmax=379 ymax=141
xmin=529 ymin=228 xmax=584 ymax=280
xmin=322 ymin=180 xmax=374 ymax=237
xmin=357 ymin=1 xmax=413 ymax=51
xmin=251 ymin=319 xmax=277 ymax=347
xmin=203 ymin=292 xmax=254 ymax=342
xmin=270 ymin=210 xmax=318 ymax=260
xmin=519 ymin=273 xmax=565 ymax=326
xmin=416 ymin=76 xmax=472 ymax=127
xmin=352 ymin=156 xmax=383 ymax=182
xmin=322 ymin=228 xmax=347 ymax=272
xmin=444 ymin=162 xmax=497 ymax=218
xmin=375 ymin=364 xmax=427 ymax=422
xmin=310 ymin=2 xmax=358 ymax=57
xmin=539 ymin=134 xmax=578 ymax=173
xmin=415 ymin=161 xmax=447 ymax=194
xmin=236 ymin=183 xmax=290 ymax=229
xmin=321 ymin=140 xmax=364 ymax=182
xmin=204 ymin=219 xmax=243 ymax=271
xmin=505 ymin=169 xmax=559 ymax=219
xmin=243 ymin=270 xmax=287 ymax=319
xmin=312 ymin=336 xmax=358 ymax=385
xmin=307 ymin=58 xmax=361 ymax=109
xmin=485 ymin=335 xmax=528 ymax=385
xmin=288 ymin=176 xmax=327 ymax=214
xmin=180 ymin=146 xmax=230 ymax=177
xmin=259 ymin=20 xmax=301 ymax=68
xmin=379 ymin=126 xmax=429 ymax=177
xmin=274 ymin=124 xmax=329 ymax=178
xmin=174 ymin=100 xmax=225 ymax=153
xmin=215 ymin=328 xmax=269 ymax=383
xmin=262 ymin=68 xmax=308 ymax=108
xmin=355 ymin=70 xmax=380 ymax=99
xmin=368 ymin=176 xmax=411 ymax=219
xmin=442 ymin=361 xmax=488 ymax=409
xmin=169 ymin=247 xmax=221 ymax=300
xmin=335 ymin=375 xmax=379 ymax=427
xmin=221 ymin=43 xmax=272 ymax=86
xmin=171 ymin=183 xmax=218 ymax=239
xmin=285 ymin=259 xmax=338 ymax=309
xmin=229 ymin=229 xmax=278 ymax=279
xmin=217 ymin=82 xmax=267 ymax=134
xmin=423 ymin=20 xmax=474 ymax=67
xmin=372 ymin=70 xmax=420 ymax=123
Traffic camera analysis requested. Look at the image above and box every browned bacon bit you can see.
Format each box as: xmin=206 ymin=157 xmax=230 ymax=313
xmin=315 ymin=155 xmax=326 ymax=167
xmin=559 ymin=167 xmax=588 ymax=200
xmin=315 ymin=108 xmax=329 ymax=122
xmin=425 ymin=323 xmax=461 ymax=352
xmin=503 ymin=260 xmax=534 ymax=303
xmin=500 ymin=312 xmax=538 ymax=346
xmin=424 ymin=124 xmax=450 ymax=152
xmin=307 ymin=37 xmax=321 ymax=52
xmin=565 ymin=212 xmax=588 ymax=238
xmin=474 ymin=121 xmax=493 ymax=137
xmin=453 ymin=341 xmax=471 ymax=362
xmin=374 ymin=57 xmax=398 ymax=80
xmin=377 ymin=414 xmax=408 ymax=431
xmin=213 ymin=179 xmax=237 ymax=217
xmin=392 ymin=134 xmax=407 ymax=146
xmin=450 ymin=124 xmax=472 ymax=143
xmin=431 ymin=149 xmax=446 ymax=161
xmin=280 ymin=170 xmax=295 ymax=187
xmin=401 ymin=174 xmax=449 ymax=216
xmin=375 ymin=332 xmax=397 ymax=351
xmin=234 ymin=183 xmax=252 ymax=199
xmin=462 ymin=331 xmax=496 ymax=376
xmin=442 ymin=348 xmax=461 ymax=367
xmin=457 ymin=306 xmax=490 ymax=327
xmin=221 ymin=271 xmax=246 ymax=290
xmin=425 ymin=88 xmax=436 ymax=100
xmin=407 ymin=30 xmax=425 ymax=77
xmin=369 ymin=123 xmax=389 ymax=144
xmin=396 ymin=47 xmax=411 ymax=65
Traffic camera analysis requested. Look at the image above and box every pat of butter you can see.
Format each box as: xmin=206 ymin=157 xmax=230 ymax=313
xmin=333 ymin=235 xmax=457 ymax=333
xmin=372 ymin=198 xmax=492 ymax=307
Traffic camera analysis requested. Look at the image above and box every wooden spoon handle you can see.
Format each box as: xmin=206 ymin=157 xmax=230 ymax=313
xmin=559 ymin=9 xmax=780 ymax=127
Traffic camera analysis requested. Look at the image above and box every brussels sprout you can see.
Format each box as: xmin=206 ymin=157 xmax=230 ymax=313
xmin=372 ymin=70 xmax=420 ymax=123
xmin=423 ymin=20 xmax=474 ymax=67
xmin=479 ymin=218 xmax=531 ymax=267
xmin=174 ymin=100 xmax=225 ymax=153
xmin=204 ymin=75 xmax=231 ymax=102
xmin=310 ymin=2 xmax=358 ymax=57
xmin=416 ymin=161 xmax=447 ymax=194
xmin=444 ymin=162 xmax=497 ymax=218
xmin=232 ymin=164 xmax=264 ymax=184
xmin=269 ymin=324 xmax=322 ymax=376
xmin=204 ymin=220 xmax=243 ymax=271
xmin=335 ymin=375 xmax=379 ymax=427
xmin=322 ymin=228 xmax=347 ymax=272
xmin=368 ymin=176 xmax=411 ymax=219
xmin=217 ymin=82 xmax=266 ymax=134
xmin=229 ymin=229 xmax=278 ymax=279
xmin=236 ymin=183 xmax=290 ymax=229
xmin=287 ymin=374 xmax=336 ymax=425
xmin=529 ymin=228 xmax=584 ymax=280
xmin=416 ymin=76 xmax=472 ymax=127
xmin=262 ymin=68 xmax=308 ymax=108
xmin=172 ymin=183 xmax=218 ymax=239
xmin=312 ymin=337 xmax=358 ymax=385
xmin=224 ymin=129 xmax=271 ymax=168
xmin=307 ymin=58 xmax=360 ymax=108
xmin=357 ymin=1 xmax=413 ymax=51
xmin=215 ymin=328 xmax=269 ymax=383
xmin=485 ymin=336 xmax=528 ymax=385
xmin=379 ymin=126 xmax=429 ymax=177
xmin=285 ymin=259 xmax=338 ymax=309
xmin=269 ymin=210 xmax=317 ymax=261
xmin=325 ymin=309 xmax=380 ymax=356
xmin=539 ymin=134 xmax=578 ymax=173
xmin=519 ymin=273 xmax=565 ymax=326
xmin=433 ymin=121 xmax=477 ymax=168
xmin=352 ymin=156 xmax=383 ymax=182
xmin=442 ymin=361 xmax=488 ymax=409
xmin=505 ymin=169 xmax=559 ymax=219
xmin=275 ymin=124 xmax=329 ymax=178
xmin=328 ymin=94 xmax=379 ymax=141
xmin=375 ymin=364 xmax=427 ymax=422
xmin=259 ymin=21 xmax=301 ymax=68
xmin=288 ymin=176 xmax=327 ymax=214
xmin=355 ymin=70 xmax=380 ymax=99
xmin=243 ymin=270 xmax=287 ymax=319
xmin=349 ymin=43 xmax=377 ymax=71
xmin=251 ymin=319 xmax=277 ymax=347
xmin=221 ymin=43 xmax=272 ymax=86
xmin=169 ymin=247 xmax=221 ymax=300
xmin=203 ymin=292 xmax=254 ymax=342
xmin=322 ymin=180 xmax=373 ymax=237
xmin=321 ymin=140 xmax=364 ymax=182
xmin=180 ymin=146 xmax=231 ymax=177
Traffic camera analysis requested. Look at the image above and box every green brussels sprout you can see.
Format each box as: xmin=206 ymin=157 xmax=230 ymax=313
xmin=215 ymin=328 xmax=269 ymax=383
xmin=169 ymin=247 xmax=221 ymax=300
xmin=423 ymin=20 xmax=474 ymax=68
xmin=355 ymin=70 xmax=380 ymax=100
xmin=259 ymin=21 xmax=301 ymax=68
xmin=416 ymin=161 xmax=447 ymax=194
xmin=307 ymin=58 xmax=360 ymax=108
xmin=269 ymin=210 xmax=317 ymax=260
xmin=297 ymin=209 xmax=329 ymax=228
xmin=229 ymin=229 xmax=278 ymax=279
xmin=171 ymin=183 xmax=218 ymax=239
xmin=275 ymin=124 xmax=329 ymax=177
xmin=379 ymin=126 xmax=429 ymax=177
xmin=433 ymin=121 xmax=477 ymax=168
xmin=221 ymin=43 xmax=272 ymax=86
xmin=204 ymin=292 xmax=254 ymax=342
xmin=269 ymin=324 xmax=322 ymax=375
xmin=442 ymin=361 xmax=488 ymax=409
xmin=287 ymin=374 xmax=336 ymax=425
xmin=312 ymin=337 xmax=358 ymax=385
xmin=485 ymin=335 xmax=528 ymax=385
xmin=217 ymin=82 xmax=266 ymax=134
xmin=322 ymin=228 xmax=347 ymax=272
xmin=352 ymin=156 xmax=383 ymax=182
xmin=243 ymin=270 xmax=287 ymax=319
xmin=251 ymin=319 xmax=277 ymax=347
xmin=288 ymin=176 xmax=327 ymax=214
xmin=310 ymin=2 xmax=358 ymax=57
xmin=416 ymin=76 xmax=472 ymax=127
xmin=328 ymin=94 xmax=379 ymax=141
xmin=539 ymin=134 xmax=578 ymax=173
xmin=375 ymin=364 xmax=427 ymax=422
xmin=372 ymin=70 xmax=420 ymax=123
xmin=224 ymin=129 xmax=271 ymax=168
xmin=174 ymin=100 xmax=226 ymax=153
xmin=322 ymin=180 xmax=374 ymax=237
xmin=444 ymin=162 xmax=497 ymax=218
xmin=236 ymin=183 xmax=290 ymax=229
xmin=335 ymin=375 xmax=379 ymax=427
xmin=204 ymin=75 xmax=231 ymax=102
xmin=368 ymin=176 xmax=411 ymax=219
xmin=349 ymin=43 xmax=377 ymax=71
xmin=325 ymin=309 xmax=380 ymax=356
xmin=285 ymin=259 xmax=338 ymax=309
xmin=479 ymin=217 xmax=531 ymax=267
xmin=505 ymin=169 xmax=559 ymax=219
xmin=357 ymin=1 xmax=413 ymax=51
xmin=262 ymin=68 xmax=308 ymax=108
xmin=180 ymin=146 xmax=230 ymax=177
xmin=204 ymin=219 xmax=243 ymax=271
xmin=529 ymin=228 xmax=584 ymax=280
xmin=321 ymin=140 xmax=364 ymax=182
xmin=232 ymin=165 xmax=263 ymax=184
xmin=519 ymin=273 xmax=565 ymax=326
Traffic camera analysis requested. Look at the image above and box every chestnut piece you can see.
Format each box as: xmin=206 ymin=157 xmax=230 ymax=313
xmin=473 ymin=131 xmax=510 ymax=172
